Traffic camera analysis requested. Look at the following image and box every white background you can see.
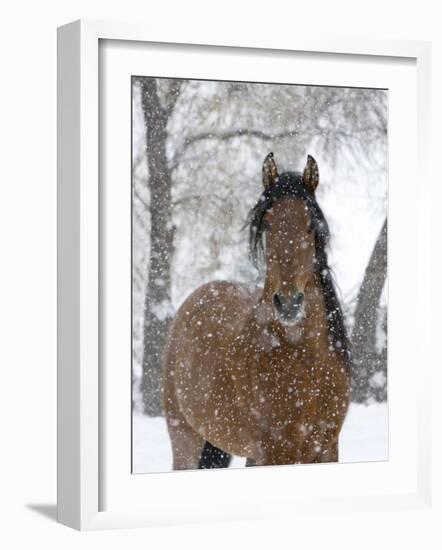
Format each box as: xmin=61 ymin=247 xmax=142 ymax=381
xmin=0 ymin=1 xmax=441 ymax=548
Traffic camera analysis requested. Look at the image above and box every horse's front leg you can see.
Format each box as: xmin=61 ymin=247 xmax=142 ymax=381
xmin=250 ymin=439 xmax=302 ymax=466
xmin=315 ymin=440 xmax=339 ymax=463
xmin=307 ymin=428 xmax=340 ymax=463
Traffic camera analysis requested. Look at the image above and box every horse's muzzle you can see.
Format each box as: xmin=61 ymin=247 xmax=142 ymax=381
xmin=272 ymin=291 xmax=305 ymax=325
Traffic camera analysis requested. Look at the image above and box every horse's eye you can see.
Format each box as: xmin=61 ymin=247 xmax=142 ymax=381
xmin=263 ymin=221 xmax=272 ymax=231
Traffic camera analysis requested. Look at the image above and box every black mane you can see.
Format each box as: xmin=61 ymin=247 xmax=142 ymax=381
xmin=248 ymin=171 xmax=351 ymax=369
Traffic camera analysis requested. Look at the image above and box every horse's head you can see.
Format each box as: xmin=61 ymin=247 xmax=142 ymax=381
xmin=250 ymin=153 xmax=327 ymax=327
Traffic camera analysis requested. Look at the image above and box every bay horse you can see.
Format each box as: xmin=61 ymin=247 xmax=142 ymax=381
xmin=163 ymin=153 xmax=351 ymax=469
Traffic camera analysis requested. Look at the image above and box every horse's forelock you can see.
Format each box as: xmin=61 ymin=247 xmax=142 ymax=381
xmin=248 ymin=172 xmax=329 ymax=267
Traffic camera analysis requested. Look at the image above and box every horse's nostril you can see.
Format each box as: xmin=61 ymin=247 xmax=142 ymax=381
xmin=273 ymin=293 xmax=282 ymax=309
xmin=273 ymin=292 xmax=305 ymax=324
xmin=294 ymin=291 xmax=305 ymax=306
xmin=273 ymin=291 xmax=305 ymax=322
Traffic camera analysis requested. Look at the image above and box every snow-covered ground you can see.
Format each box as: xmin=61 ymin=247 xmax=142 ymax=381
xmin=132 ymin=403 xmax=388 ymax=473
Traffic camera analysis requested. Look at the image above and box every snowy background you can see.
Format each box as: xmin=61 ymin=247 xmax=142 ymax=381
xmin=132 ymin=77 xmax=388 ymax=473
xmin=133 ymin=403 xmax=388 ymax=473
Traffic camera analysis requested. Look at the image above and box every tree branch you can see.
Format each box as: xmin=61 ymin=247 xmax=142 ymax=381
xmin=171 ymin=128 xmax=300 ymax=166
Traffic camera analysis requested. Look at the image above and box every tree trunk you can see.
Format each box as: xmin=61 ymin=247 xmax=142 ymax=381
xmin=351 ymin=218 xmax=388 ymax=403
xmin=140 ymin=79 xmax=176 ymax=416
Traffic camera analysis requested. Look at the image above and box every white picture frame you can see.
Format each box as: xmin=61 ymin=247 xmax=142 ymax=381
xmin=57 ymin=19 xmax=433 ymax=531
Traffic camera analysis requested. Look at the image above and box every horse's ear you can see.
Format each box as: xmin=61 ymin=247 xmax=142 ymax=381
xmin=262 ymin=152 xmax=279 ymax=189
xmin=303 ymin=155 xmax=319 ymax=193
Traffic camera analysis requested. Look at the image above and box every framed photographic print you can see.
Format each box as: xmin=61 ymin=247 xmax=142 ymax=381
xmin=57 ymin=19 xmax=432 ymax=530
xmin=131 ymin=76 xmax=388 ymax=473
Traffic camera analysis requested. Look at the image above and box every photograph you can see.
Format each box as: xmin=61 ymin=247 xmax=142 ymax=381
xmin=131 ymin=76 xmax=388 ymax=473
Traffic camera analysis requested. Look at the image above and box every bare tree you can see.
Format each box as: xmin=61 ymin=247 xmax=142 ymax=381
xmin=351 ymin=219 xmax=388 ymax=402
xmin=139 ymin=78 xmax=181 ymax=416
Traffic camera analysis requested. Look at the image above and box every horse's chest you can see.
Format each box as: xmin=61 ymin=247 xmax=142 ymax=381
xmin=249 ymin=348 xmax=347 ymax=421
